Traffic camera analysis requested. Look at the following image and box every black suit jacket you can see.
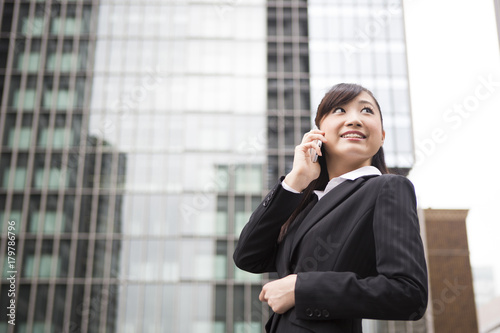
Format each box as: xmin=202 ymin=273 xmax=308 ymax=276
xmin=233 ymin=174 xmax=428 ymax=333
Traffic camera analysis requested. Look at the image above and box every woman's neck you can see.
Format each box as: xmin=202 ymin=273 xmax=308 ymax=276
xmin=326 ymin=158 xmax=371 ymax=179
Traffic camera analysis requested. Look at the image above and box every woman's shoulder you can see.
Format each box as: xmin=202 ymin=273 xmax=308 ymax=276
xmin=365 ymin=173 xmax=415 ymax=189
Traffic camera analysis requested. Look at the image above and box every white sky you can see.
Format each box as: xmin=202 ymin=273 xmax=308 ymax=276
xmin=404 ymin=0 xmax=500 ymax=299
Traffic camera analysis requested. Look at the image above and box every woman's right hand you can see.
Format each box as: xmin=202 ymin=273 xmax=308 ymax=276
xmin=284 ymin=129 xmax=327 ymax=192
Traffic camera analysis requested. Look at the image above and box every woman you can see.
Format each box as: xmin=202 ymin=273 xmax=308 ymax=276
xmin=233 ymin=83 xmax=428 ymax=332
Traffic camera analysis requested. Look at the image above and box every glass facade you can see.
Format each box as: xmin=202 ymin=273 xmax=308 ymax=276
xmin=308 ymin=0 xmax=414 ymax=174
xmin=0 ymin=1 xmax=420 ymax=332
xmin=1 ymin=1 xmax=269 ymax=332
xmin=266 ymin=0 xmax=312 ymax=187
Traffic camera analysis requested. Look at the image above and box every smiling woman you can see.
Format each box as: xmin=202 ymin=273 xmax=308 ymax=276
xmin=315 ymin=88 xmax=386 ymax=179
xmin=234 ymin=83 xmax=428 ymax=333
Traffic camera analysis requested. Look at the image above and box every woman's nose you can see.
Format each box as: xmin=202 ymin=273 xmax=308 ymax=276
xmin=345 ymin=113 xmax=363 ymax=127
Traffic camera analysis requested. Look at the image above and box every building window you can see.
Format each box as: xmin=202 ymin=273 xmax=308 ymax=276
xmin=12 ymin=89 xmax=36 ymax=109
xmin=216 ymin=196 xmax=228 ymax=235
xmin=284 ymin=116 xmax=296 ymax=148
xmin=8 ymin=127 xmax=31 ymax=149
xmin=21 ymin=16 xmax=46 ymax=36
xmin=29 ymin=211 xmax=65 ymax=234
xmin=215 ymin=166 xmax=230 ymax=192
xmin=234 ymin=196 xmax=248 ymax=237
xmin=2 ymin=167 xmax=27 ymax=190
xmin=43 ymin=89 xmax=72 ymax=109
xmin=23 ymin=254 xmax=60 ymax=278
xmin=46 ymin=52 xmax=78 ymax=72
xmin=235 ymin=165 xmax=262 ymax=193
xmin=0 ymin=210 xmax=21 ymax=236
xmin=233 ymin=285 xmax=245 ymax=332
xmin=163 ymin=240 xmax=179 ymax=281
xmin=52 ymin=16 xmax=78 ymax=35
xmin=34 ymin=168 xmax=68 ymax=189
xmin=214 ymin=285 xmax=227 ymax=333
xmin=17 ymin=52 xmax=41 ymax=72
xmin=215 ymin=240 xmax=227 ymax=280
xmin=38 ymin=127 xmax=73 ymax=148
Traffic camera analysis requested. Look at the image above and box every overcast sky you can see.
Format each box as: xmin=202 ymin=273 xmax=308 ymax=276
xmin=403 ymin=0 xmax=500 ymax=300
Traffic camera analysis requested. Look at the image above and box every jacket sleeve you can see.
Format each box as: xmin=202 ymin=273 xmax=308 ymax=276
xmin=233 ymin=177 xmax=303 ymax=273
xmin=294 ymin=175 xmax=428 ymax=321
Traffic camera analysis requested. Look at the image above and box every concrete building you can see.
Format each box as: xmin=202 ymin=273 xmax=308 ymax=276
xmin=423 ymin=209 xmax=479 ymax=333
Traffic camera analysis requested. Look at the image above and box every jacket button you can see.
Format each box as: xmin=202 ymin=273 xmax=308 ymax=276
xmin=314 ymin=309 xmax=322 ymax=317
xmin=305 ymin=308 xmax=313 ymax=317
xmin=322 ymin=310 xmax=330 ymax=318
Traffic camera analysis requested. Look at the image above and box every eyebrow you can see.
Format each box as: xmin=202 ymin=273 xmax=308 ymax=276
xmin=358 ymin=100 xmax=375 ymax=107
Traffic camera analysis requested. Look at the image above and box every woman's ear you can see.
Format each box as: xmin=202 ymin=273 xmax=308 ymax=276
xmin=381 ymin=130 xmax=385 ymax=146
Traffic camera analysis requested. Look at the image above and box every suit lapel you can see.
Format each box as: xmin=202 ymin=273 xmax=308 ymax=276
xmin=289 ymin=176 xmax=372 ymax=261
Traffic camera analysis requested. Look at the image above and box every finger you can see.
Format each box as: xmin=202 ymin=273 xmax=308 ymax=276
xmin=308 ymin=128 xmax=325 ymax=135
xmin=303 ymin=130 xmax=325 ymax=139
xmin=259 ymin=289 xmax=266 ymax=302
xmin=302 ymin=132 xmax=327 ymax=145
xmin=308 ymin=146 xmax=322 ymax=159
xmin=300 ymin=141 xmax=322 ymax=157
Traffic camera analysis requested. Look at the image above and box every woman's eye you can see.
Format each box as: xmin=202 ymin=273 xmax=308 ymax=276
xmin=361 ymin=107 xmax=374 ymax=114
xmin=333 ymin=108 xmax=345 ymax=114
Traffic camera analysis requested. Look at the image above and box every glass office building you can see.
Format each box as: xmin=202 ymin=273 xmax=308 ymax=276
xmin=0 ymin=0 xmax=417 ymax=332
xmin=308 ymin=0 xmax=414 ymax=172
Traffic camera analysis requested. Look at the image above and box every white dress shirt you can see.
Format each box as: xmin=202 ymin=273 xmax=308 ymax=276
xmin=282 ymin=165 xmax=381 ymax=201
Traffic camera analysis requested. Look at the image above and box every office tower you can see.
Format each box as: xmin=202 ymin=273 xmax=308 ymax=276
xmin=0 ymin=1 xmax=126 ymax=332
xmin=1 ymin=0 xmax=268 ymax=331
xmin=266 ymin=1 xmax=312 ymax=187
xmin=423 ymin=209 xmax=478 ymax=333
xmin=307 ymin=0 xmax=414 ymax=176
xmin=1 ymin=0 xmax=418 ymax=332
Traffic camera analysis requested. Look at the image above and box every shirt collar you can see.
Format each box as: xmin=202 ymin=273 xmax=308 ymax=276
xmin=314 ymin=166 xmax=381 ymax=200
xmin=338 ymin=165 xmax=382 ymax=180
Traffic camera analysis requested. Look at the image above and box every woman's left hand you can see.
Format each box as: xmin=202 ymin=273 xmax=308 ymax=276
xmin=259 ymin=274 xmax=297 ymax=314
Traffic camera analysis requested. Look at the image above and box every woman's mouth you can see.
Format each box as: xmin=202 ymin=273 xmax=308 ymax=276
xmin=340 ymin=131 xmax=366 ymax=139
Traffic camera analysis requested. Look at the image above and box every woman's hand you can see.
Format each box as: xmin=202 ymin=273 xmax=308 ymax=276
xmin=284 ymin=129 xmax=327 ymax=192
xmin=259 ymin=274 xmax=297 ymax=314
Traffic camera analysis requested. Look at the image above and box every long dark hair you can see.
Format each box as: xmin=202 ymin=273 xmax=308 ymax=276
xmin=278 ymin=83 xmax=388 ymax=242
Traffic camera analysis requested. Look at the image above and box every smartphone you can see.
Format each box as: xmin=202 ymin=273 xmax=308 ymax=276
xmin=310 ymin=140 xmax=322 ymax=163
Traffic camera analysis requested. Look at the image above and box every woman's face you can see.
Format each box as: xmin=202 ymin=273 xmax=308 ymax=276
xmin=319 ymin=91 xmax=385 ymax=167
